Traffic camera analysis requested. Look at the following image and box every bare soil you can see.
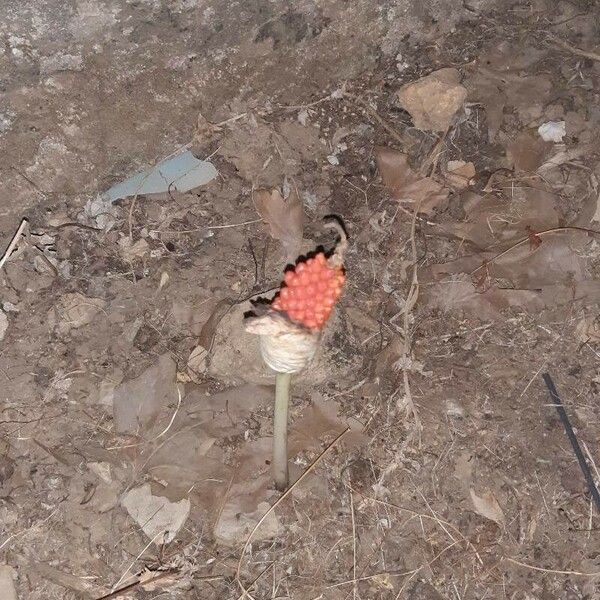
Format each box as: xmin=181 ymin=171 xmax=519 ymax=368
xmin=2 ymin=0 xmax=600 ymax=599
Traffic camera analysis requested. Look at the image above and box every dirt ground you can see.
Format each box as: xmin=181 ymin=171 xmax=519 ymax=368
xmin=2 ymin=0 xmax=600 ymax=598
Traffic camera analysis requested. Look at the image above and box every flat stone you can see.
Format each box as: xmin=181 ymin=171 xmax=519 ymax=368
xmin=397 ymin=68 xmax=467 ymax=131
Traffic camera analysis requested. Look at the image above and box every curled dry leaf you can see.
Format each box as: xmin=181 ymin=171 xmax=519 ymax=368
xmin=576 ymin=317 xmax=600 ymax=343
xmin=253 ymin=187 xmax=304 ymax=263
xmin=375 ymin=146 xmax=448 ymax=215
xmin=469 ymin=488 xmax=505 ymax=527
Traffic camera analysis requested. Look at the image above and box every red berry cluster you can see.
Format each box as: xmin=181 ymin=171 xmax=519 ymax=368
xmin=271 ymin=252 xmax=345 ymax=330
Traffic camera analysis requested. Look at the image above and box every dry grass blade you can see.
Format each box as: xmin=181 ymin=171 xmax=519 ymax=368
xmin=504 ymin=557 xmax=600 ymax=577
xmin=349 ymin=490 xmax=357 ymax=600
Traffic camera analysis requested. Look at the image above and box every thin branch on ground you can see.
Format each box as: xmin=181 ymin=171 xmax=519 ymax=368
xmin=547 ymin=33 xmax=600 ymax=62
xmin=0 ymin=218 xmax=28 ymax=271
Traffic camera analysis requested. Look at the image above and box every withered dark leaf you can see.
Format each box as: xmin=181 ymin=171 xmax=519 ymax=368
xmin=374 ymin=146 xmax=448 ymax=215
xmin=254 ymin=187 xmax=304 ymax=263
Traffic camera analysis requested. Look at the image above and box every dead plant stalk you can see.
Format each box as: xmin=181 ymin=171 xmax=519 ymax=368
xmin=398 ymin=206 xmax=422 ymax=436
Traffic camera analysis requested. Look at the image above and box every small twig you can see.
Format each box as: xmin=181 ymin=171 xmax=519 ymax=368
xmin=505 ymin=557 xmax=600 ymax=577
xmin=235 ymin=564 xmax=273 ymax=600
xmin=398 ymin=206 xmax=422 ymax=436
xmin=46 ymin=222 xmax=102 ymax=232
xmin=152 ymin=219 xmax=262 ymax=235
xmin=153 ymin=386 xmax=183 ymax=440
xmin=94 ymin=569 xmax=180 ymax=600
xmin=349 ymin=490 xmax=358 ymax=600
xmin=236 ymin=427 xmax=350 ymax=598
xmin=279 ymin=94 xmax=335 ymax=111
xmin=542 ymin=373 xmax=600 ymax=513
xmin=326 ymin=569 xmax=419 ymax=589
xmin=547 ymin=33 xmax=600 ymax=62
xmin=128 ymin=194 xmax=139 ymax=240
xmin=0 ymin=218 xmax=28 ymax=271
xmin=470 ymin=226 xmax=600 ymax=275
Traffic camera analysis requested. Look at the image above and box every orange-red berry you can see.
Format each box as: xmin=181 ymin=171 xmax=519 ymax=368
xmin=271 ymin=252 xmax=345 ymax=331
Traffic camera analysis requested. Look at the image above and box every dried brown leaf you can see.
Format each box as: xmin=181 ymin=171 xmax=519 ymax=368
xmin=375 ymin=147 xmax=448 ymax=215
xmin=469 ymin=488 xmax=505 ymax=527
xmin=465 ymin=43 xmax=551 ymax=139
xmin=576 ymin=317 xmax=600 ymax=343
xmin=506 ymin=131 xmax=552 ymax=173
xmin=397 ymin=68 xmax=467 ymax=131
xmin=254 ymin=187 xmax=304 ymax=262
xmin=193 ymin=112 xmax=222 ymax=145
xmin=198 ymin=298 xmax=233 ymax=352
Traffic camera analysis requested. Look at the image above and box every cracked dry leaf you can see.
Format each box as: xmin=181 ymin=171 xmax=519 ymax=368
xmin=375 ymin=146 xmax=448 ymax=215
xmin=470 ymin=488 xmax=505 ymax=527
xmin=254 ymin=187 xmax=304 ymax=262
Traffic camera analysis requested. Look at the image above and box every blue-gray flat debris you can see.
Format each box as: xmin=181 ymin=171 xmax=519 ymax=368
xmin=104 ymin=151 xmax=217 ymax=202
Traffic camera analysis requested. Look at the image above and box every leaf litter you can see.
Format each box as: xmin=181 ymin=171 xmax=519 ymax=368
xmin=7 ymin=10 xmax=600 ymax=600
xmin=375 ymin=146 xmax=448 ymax=215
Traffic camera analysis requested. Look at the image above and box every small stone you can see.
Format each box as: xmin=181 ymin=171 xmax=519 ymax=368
xmin=397 ymin=68 xmax=467 ymax=131
xmin=0 ymin=565 xmax=17 ymax=600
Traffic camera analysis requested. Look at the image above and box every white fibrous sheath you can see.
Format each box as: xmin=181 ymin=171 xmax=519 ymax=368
xmin=245 ymin=312 xmax=319 ymax=373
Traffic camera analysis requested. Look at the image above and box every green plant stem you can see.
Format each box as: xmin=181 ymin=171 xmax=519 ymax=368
xmin=273 ymin=371 xmax=291 ymax=491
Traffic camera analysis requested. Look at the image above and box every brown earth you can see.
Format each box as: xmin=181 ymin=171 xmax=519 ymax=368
xmin=2 ymin=0 xmax=600 ymax=598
